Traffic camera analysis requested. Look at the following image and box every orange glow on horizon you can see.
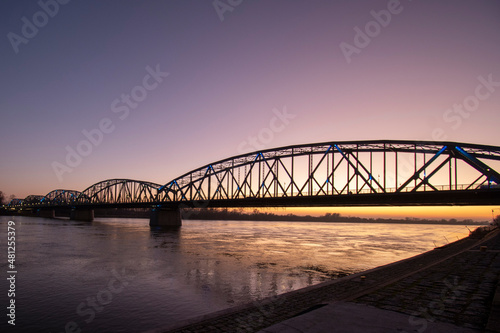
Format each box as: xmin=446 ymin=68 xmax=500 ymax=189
xmin=247 ymin=206 xmax=497 ymax=222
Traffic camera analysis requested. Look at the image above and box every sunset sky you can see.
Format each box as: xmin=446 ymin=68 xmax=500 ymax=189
xmin=1 ymin=1 xmax=499 ymax=220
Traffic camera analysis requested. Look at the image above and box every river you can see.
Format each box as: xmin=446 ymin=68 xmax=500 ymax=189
xmin=0 ymin=216 xmax=475 ymax=332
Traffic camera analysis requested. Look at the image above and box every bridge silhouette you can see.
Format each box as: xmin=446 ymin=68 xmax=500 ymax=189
xmin=5 ymin=140 xmax=500 ymax=226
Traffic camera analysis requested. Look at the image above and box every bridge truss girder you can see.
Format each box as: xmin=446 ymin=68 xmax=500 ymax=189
xmin=41 ymin=189 xmax=82 ymax=206
xmin=77 ymin=179 xmax=161 ymax=205
xmin=156 ymin=140 xmax=500 ymax=205
xmin=8 ymin=140 xmax=500 ymax=210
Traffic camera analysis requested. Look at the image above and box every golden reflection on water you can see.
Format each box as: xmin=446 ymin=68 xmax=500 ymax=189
xmin=1 ymin=216 xmax=478 ymax=333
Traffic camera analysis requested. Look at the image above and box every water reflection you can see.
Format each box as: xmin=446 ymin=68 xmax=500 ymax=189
xmin=0 ymin=216 xmax=472 ymax=333
xmin=150 ymin=225 xmax=181 ymax=234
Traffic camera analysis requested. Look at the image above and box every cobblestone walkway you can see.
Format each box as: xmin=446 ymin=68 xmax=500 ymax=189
xmin=355 ymin=229 xmax=500 ymax=330
xmin=153 ymin=228 xmax=499 ymax=333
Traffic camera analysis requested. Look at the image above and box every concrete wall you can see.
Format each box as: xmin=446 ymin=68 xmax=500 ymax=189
xmin=150 ymin=208 xmax=182 ymax=227
xmin=70 ymin=209 xmax=94 ymax=221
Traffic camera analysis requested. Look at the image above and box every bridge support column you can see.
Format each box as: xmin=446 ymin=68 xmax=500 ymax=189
xmin=37 ymin=209 xmax=55 ymax=218
xmin=70 ymin=209 xmax=94 ymax=222
xmin=20 ymin=209 xmax=36 ymax=217
xmin=150 ymin=208 xmax=182 ymax=227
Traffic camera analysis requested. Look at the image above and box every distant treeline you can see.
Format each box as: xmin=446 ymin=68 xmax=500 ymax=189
xmin=1 ymin=206 xmax=492 ymax=225
xmin=182 ymin=208 xmax=490 ymax=225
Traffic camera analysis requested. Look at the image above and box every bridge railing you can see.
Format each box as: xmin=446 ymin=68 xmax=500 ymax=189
xmin=237 ymin=183 xmax=498 ymax=198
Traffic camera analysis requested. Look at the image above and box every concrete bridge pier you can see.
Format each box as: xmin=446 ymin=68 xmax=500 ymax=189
xmin=37 ymin=209 xmax=55 ymax=218
xmin=19 ymin=209 xmax=36 ymax=217
xmin=70 ymin=209 xmax=94 ymax=221
xmin=150 ymin=208 xmax=182 ymax=227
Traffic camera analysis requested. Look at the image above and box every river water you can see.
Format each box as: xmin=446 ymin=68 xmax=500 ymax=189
xmin=0 ymin=216 xmax=474 ymax=332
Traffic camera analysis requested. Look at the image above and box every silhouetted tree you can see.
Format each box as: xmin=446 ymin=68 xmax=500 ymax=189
xmin=0 ymin=191 xmax=5 ymax=205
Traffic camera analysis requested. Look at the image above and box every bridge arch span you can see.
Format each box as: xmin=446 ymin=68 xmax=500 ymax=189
xmin=77 ymin=179 xmax=162 ymax=205
xmin=41 ymin=189 xmax=82 ymax=206
xmin=4 ymin=140 xmax=500 ymax=212
xmin=155 ymin=140 xmax=500 ymax=206
xmin=23 ymin=195 xmax=45 ymax=206
xmin=7 ymin=198 xmax=24 ymax=207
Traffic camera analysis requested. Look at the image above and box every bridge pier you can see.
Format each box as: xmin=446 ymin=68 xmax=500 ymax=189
xmin=37 ymin=209 xmax=55 ymax=218
xmin=70 ymin=209 xmax=94 ymax=222
xmin=19 ymin=209 xmax=37 ymax=217
xmin=150 ymin=208 xmax=182 ymax=227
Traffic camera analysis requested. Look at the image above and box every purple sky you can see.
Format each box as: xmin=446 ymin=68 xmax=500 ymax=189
xmin=1 ymin=0 xmax=499 ymax=215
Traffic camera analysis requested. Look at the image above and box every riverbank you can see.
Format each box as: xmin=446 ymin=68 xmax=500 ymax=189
xmin=182 ymin=209 xmax=491 ymax=225
xmin=146 ymin=226 xmax=500 ymax=332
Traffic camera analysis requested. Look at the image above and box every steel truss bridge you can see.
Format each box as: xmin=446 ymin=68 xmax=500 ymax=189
xmin=4 ymin=140 xmax=500 ymax=225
